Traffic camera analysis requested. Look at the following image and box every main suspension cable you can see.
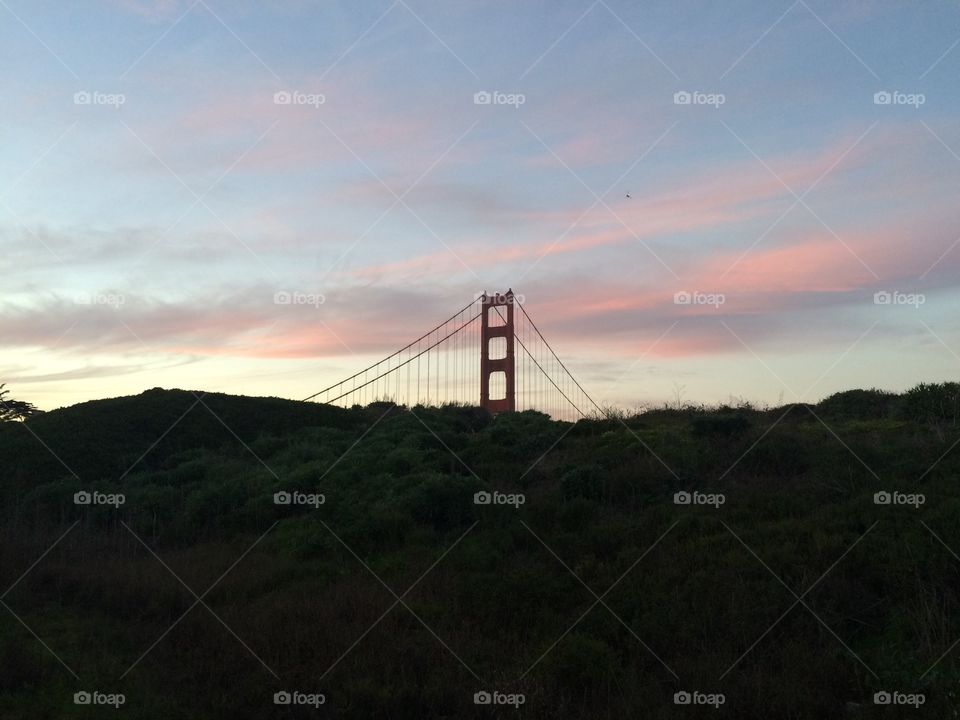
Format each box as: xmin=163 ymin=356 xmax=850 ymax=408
xmin=321 ymin=312 xmax=482 ymax=405
xmin=517 ymin=303 xmax=603 ymax=415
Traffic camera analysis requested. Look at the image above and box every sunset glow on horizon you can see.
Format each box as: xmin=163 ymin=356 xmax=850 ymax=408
xmin=3 ymin=0 xmax=960 ymax=411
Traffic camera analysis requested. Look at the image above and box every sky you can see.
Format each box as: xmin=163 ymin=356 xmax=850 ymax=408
xmin=2 ymin=0 xmax=960 ymax=411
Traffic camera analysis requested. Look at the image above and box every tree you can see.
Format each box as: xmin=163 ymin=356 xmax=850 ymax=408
xmin=0 ymin=384 xmax=40 ymax=422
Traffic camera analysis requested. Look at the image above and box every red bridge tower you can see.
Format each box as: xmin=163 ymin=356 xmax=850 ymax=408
xmin=480 ymin=290 xmax=516 ymax=414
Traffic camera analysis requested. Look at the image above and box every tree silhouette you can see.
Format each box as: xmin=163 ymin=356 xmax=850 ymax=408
xmin=0 ymin=383 xmax=40 ymax=421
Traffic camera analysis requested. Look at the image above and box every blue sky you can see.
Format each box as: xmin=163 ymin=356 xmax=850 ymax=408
xmin=2 ymin=0 xmax=960 ymax=410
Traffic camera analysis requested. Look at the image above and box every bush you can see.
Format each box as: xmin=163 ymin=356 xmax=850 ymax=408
xmin=818 ymin=388 xmax=897 ymax=419
xmin=897 ymin=382 xmax=960 ymax=424
xmin=691 ymin=413 xmax=751 ymax=439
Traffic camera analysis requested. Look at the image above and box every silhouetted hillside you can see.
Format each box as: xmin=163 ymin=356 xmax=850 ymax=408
xmin=2 ymin=385 xmax=960 ymax=718
xmin=0 ymin=388 xmax=357 ymax=496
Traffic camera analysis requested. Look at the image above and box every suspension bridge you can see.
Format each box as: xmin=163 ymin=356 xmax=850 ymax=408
xmin=303 ymin=291 xmax=602 ymax=422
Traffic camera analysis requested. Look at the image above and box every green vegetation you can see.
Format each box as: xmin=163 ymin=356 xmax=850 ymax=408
xmin=1 ymin=385 xmax=960 ymax=718
xmin=0 ymin=384 xmax=40 ymax=422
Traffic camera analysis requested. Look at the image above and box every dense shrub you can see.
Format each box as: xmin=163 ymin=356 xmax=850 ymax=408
xmin=1 ymin=384 xmax=959 ymax=718
xmin=896 ymin=382 xmax=960 ymax=424
xmin=818 ymin=388 xmax=897 ymax=419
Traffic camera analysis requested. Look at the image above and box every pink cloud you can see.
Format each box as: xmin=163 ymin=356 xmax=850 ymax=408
xmin=342 ymin=130 xmax=879 ymax=283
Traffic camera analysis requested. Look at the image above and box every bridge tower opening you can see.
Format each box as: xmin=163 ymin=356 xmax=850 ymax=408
xmin=480 ymin=290 xmax=516 ymax=414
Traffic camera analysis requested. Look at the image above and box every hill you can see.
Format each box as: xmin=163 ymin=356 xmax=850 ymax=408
xmin=1 ymin=385 xmax=960 ymax=718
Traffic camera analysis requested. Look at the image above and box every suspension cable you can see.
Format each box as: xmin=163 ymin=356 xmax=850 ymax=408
xmin=321 ymin=312 xmax=481 ymax=405
xmin=302 ymin=296 xmax=481 ymax=402
xmin=517 ymin=303 xmax=603 ymax=415
xmin=491 ymin=304 xmax=585 ymax=419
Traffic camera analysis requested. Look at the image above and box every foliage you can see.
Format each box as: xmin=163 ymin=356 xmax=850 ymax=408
xmin=0 ymin=384 xmax=40 ymax=422
xmin=0 ymin=384 xmax=959 ymax=718
xmin=897 ymin=382 xmax=960 ymax=424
